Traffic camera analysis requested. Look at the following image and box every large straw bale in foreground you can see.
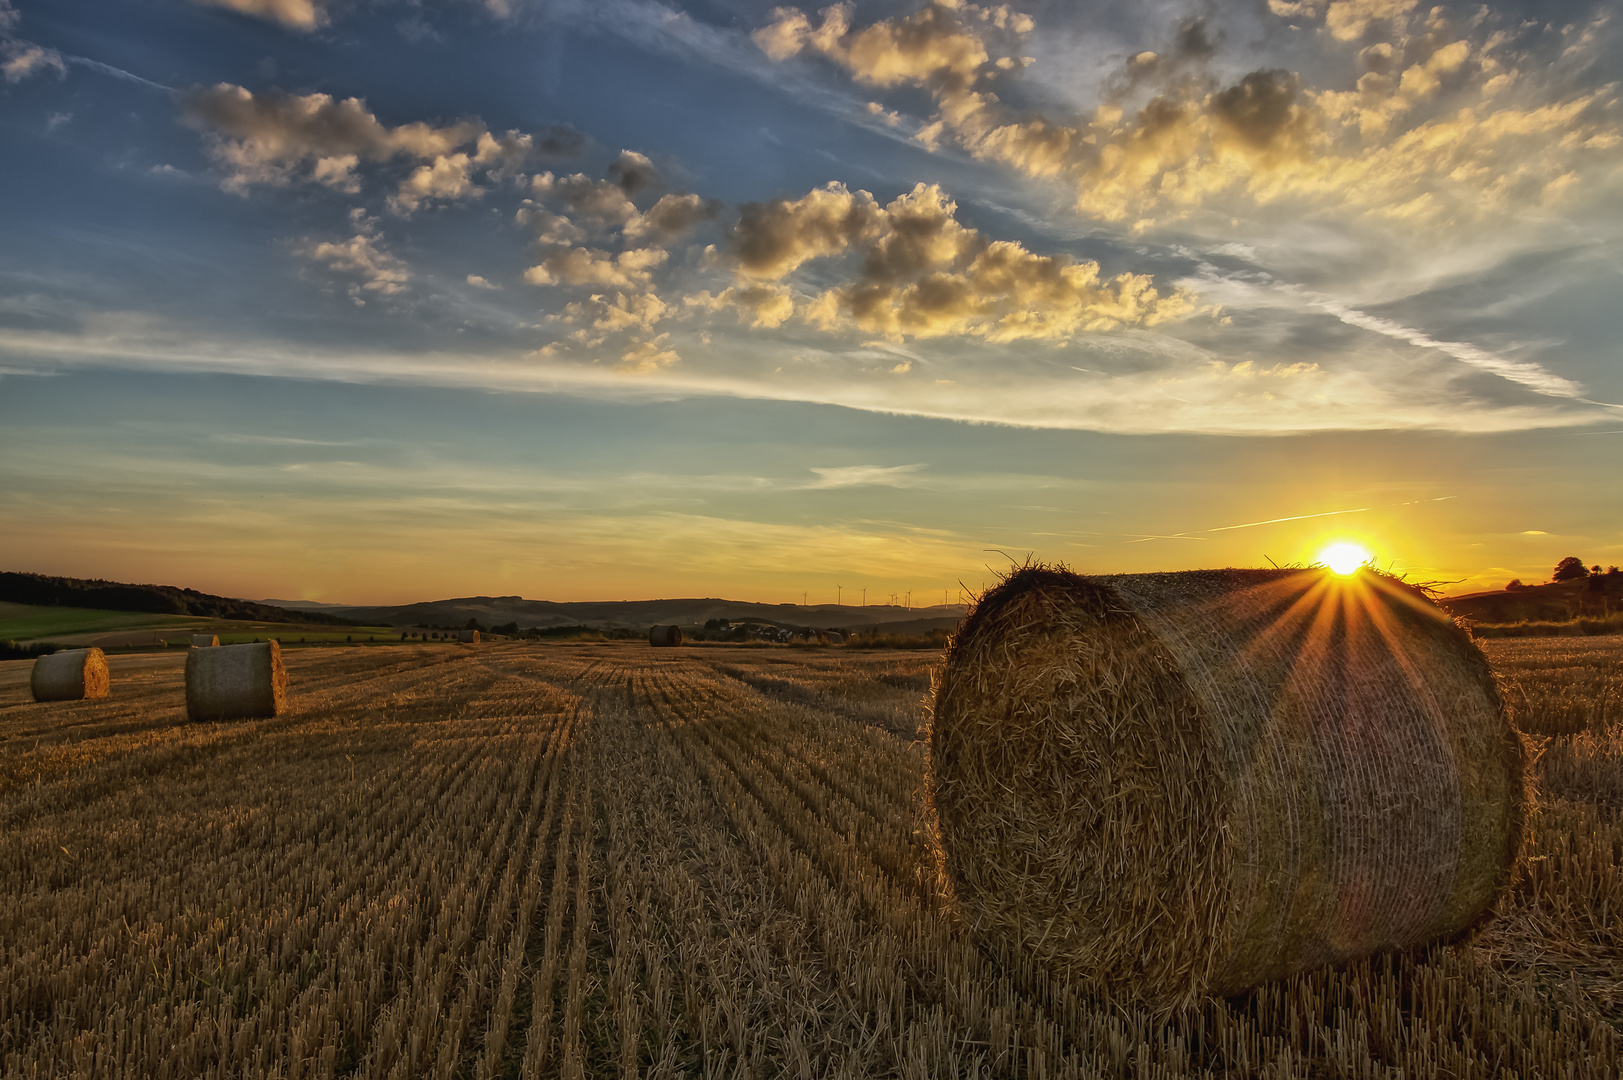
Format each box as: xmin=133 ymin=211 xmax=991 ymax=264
xmin=929 ymin=565 xmax=1528 ymax=1009
xmin=30 ymin=648 xmax=110 ymax=702
xmin=185 ymin=640 xmax=287 ymax=721
xmin=457 ymin=630 xmax=480 ymax=644
xmin=649 ymin=625 xmax=683 ymax=647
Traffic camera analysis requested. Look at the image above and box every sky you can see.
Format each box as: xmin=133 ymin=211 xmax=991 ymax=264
xmin=0 ymin=0 xmax=1619 ymax=605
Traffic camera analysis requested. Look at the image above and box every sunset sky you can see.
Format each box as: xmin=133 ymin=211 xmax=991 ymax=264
xmin=1 ymin=0 xmax=1619 ymax=604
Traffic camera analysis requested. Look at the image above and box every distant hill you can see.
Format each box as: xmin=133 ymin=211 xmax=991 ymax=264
xmin=273 ymin=594 xmax=968 ymax=634
xmin=1440 ymin=574 xmax=1621 ymax=624
xmin=0 ymin=572 xmax=360 ymax=626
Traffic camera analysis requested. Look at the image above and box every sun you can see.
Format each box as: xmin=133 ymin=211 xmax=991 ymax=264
xmin=1318 ymin=542 xmax=1372 ymax=575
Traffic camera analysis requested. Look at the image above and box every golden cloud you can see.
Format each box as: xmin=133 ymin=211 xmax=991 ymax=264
xmin=684 ymin=285 xmax=795 ymax=329
xmin=189 ymin=0 xmax=325 ymax=32
xmin=756 ymin=0 xmax=1028 ymax=90
xmin=296 ymin=214 xmax=408 ymax=303
xmin=181 ymin=85 xmax=575 ymax=206
xmin=618 ymin=334 xmax=680 ymax=374
xmin=726 ymin=181 xmax=1197 ymax=341
xmin=525 ymin=247 xmax=669 ymax=290
xmin=732 ymin=182 xmax=885 ymax=279
xmin=756 ymin=1 xmax=1622 ymax=231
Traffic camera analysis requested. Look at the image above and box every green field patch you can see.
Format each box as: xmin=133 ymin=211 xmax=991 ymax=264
xmin=0 ymin=602 xmax=194 ymax=641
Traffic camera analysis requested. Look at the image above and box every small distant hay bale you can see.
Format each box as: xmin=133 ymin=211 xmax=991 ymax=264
xmin=649 ymin=625 xmax=683 ymax=647
xmin=457 ymin=629 xmax=480 ymax=644
xmin=30 ymin=648 xmax=111 ymax=702
xmin=191 ymin=634 xmax=219 ymax=648
xmin=928 ymin=565 xmax=1529 ymax=1009
xmin=186 ymin=640 xmax=287 ymax=722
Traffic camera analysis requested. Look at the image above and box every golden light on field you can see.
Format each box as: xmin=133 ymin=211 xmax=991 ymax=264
xmin=1319 ymin=542 xmax=1372 ymax=575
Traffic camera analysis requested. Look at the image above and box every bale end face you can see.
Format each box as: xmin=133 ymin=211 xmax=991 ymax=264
xmin=928 ymin=563 xmax=1527 ymax=1008
xmin=185 ymin=640 xmax=287 ymax=721
xmin=30 ymin=648 xmax=111 ymax=702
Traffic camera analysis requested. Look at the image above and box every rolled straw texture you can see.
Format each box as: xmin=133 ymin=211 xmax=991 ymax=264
xmin=191 ymin=634 xmax=219 ymax=648
xmin=30 ymin=648 xmax=111 ymax=702
xmin=457 ymin=630 xmax=480 ymax=644
xmin=185 ymin=641 xmax=287 ymax=722
xmin=928 ymin=565 xmax=1529 ymax=1008
xmin=649 ymin=625 xmax=683 ymax=647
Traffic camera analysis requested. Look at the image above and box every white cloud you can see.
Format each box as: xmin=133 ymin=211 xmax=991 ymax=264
xmin=807 ymin=464 xmax=924 ymax=488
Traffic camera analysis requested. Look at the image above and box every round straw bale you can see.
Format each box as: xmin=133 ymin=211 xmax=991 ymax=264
xmin=649 ymin=625 xmax=683 ymax=647
xmin=30 ymin=648 xmax=111 ymax=702
xmin=457 ymin=629 xmax=480 ymax=644
xmin=185 ymin=640 xmax=287 ymax=721
xmin=928 ymin=564 xmax=1528 ymax=1009
xmin=191 ymin=634 xmax=220 ymax=648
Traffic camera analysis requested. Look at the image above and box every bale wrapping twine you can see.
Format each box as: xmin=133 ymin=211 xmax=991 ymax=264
xmin=191 ymin=634 xmax=219 ymax=648
xmin=928 ymin=565 xmax=1529 ymax=1008
xmin=186 ymin=640 xmax=287 ymax=721
xmin=30 ymin=647 xmax=111 ymax=702
xmin=649 ymin=625 xmax=683 ymax=647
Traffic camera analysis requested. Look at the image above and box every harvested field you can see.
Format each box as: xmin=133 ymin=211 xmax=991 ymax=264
xmin=1 ymin=639 xmax=1619 ymax=1078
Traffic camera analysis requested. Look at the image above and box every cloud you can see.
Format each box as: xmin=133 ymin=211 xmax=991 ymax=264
xmin=807 ymin=464 xmax=924 ymax=488
xmin=182 ymin=84 xmax=480 ymax=192
xmin=1268 ymin=0 xmax=1418 ymax=42
xmin=557 ymin=290 xmax=670 ymax=337
xmin=181 ymin=85 xmax=579 ymax=203
xmin=618 ymin=333 xmax=680 ymax=374
xmin=297 ymin=211 xmax=408 ymax=302
xmin=732 ymin=181 xmax=885 ymax=279
xmin=390 ymin=152 xmax=481 ymax=214
xmin=530 ymin=170 xmax=638 ymax=225
xmin=625 ymin=192 xmax=720 ymax=239
xmin=2 ymin=40 xmax=66 ymax=83
xmin=188 ymin=0 xmax=326 ymax=31
xmin=756 ymin=1 xmax=1623 ymax=232
xmin=515 ymin=204 xmax=586 ymax=245
xmin=685 ymin=285 xmax=794 ymax=329
xmin=524 ymin=247 xmax=669 ymax=289
xmin=606 ymin=149 xmax=661 ymax=195
xmin=755 ymin=1 xmax=1028 ymax=91
xmin=725 ymin=182 xmax=1198 ymax=341
xmin=466 ymin=274 xmax=499 ymax=289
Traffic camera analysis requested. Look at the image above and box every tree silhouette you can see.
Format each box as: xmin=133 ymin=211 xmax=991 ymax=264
xmin=1553 ymin=556 xmax=1588 ymax=582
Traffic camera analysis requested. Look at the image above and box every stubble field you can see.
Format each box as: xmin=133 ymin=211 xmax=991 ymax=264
xmin=0 ymin=637 xmax=1619 ymax=1078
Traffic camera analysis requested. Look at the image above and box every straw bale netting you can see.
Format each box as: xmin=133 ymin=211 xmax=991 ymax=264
xmin=191 ymin=634 xmax=219 ymax=648
xmin=649 ymin=625 xmax=683 ymax=647
xmin=185 ymin=640 xmax=287 ymax=722
xmin=928 ymin=564 xmax=1529 ymax=1009
xmin=30 ymin=647 xmax=111 ymax=702
xmin=457 ymin=630 xmax=480 ymax=644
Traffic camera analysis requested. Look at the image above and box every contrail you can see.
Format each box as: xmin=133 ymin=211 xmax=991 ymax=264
xmin=66 ymin=55 xmax=175 ymax=93
xmin=1305 ymin=295 xmax=1586 ymax=400
xmin=1128 ymin=496 xmax=1457 ymax=544
xmin=1208 ymin=506 xmax=1374 ymax=533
